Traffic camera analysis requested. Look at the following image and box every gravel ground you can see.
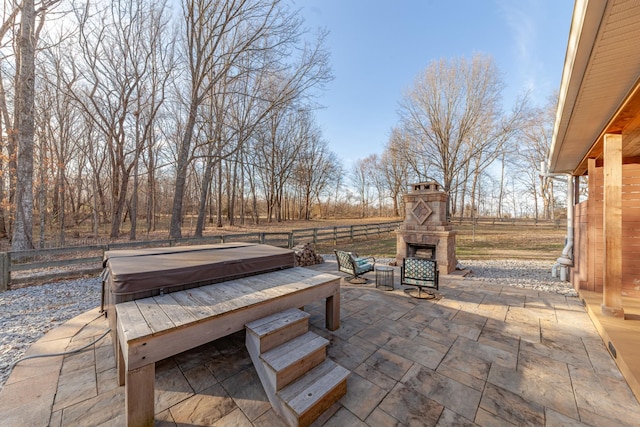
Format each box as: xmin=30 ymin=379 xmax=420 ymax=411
xmin=459 ymin=259 xmax=578 ymax=297
xmin=0 ymin=259 xmax=576 ymax=389
xmin=0 ymin=278 xmax=102 ymax=389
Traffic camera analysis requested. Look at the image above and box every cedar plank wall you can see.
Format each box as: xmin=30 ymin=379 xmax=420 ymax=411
xmin=623 ymin=163 xmax=640 ymax=298
xmin=591 ymin=166 xmax=604 ymax=293
xmin=578 ymin=164 xmax=640 ymax=298
xmin=572 ymin=201 xmax=588 ymax=291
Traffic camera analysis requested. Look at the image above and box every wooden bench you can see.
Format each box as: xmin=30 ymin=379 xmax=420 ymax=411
xmin=115 ymin=267 xmax=341 ymax=427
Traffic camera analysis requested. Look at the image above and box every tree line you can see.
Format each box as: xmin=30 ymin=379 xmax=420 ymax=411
xmin=353 ymin=55 xmax=562 ymax=221
xmin=1 ymin=1 xmax=560 ymax=251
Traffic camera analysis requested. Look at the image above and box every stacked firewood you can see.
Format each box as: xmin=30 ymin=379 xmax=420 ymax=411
xmin=293 ymin=243 xmax=324 ymax=267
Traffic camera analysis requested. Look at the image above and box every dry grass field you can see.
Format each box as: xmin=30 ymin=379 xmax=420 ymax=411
xmin=2 ymin=216 xmax=565 ymax=261
xmin=453 ymin=222 xmax=566 ymax=260
xmin=315 ymin=220 xmax=566 ymax=261
xmin=1 ymin=217 xmax=566 ymax=287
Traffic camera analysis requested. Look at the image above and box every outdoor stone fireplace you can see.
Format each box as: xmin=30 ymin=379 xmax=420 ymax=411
xmin=396 ymin=182 xmax=456 ymax=274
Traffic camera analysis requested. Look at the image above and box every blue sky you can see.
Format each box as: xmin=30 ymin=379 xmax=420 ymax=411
xmin=296 ymin=0 xmax=575 ymax=166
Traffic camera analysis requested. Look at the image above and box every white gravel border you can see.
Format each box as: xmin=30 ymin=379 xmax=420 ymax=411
xmin=459 ymin=259 xmax=578 ymax=296
xmin=0 ymin=258 xmax=577 ymax=389
xmin=0 ymin=277 xmax=102 ymax=389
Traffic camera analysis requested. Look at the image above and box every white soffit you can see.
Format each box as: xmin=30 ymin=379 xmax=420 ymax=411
xmin=549 ymin=0 xmax=640 ymax=174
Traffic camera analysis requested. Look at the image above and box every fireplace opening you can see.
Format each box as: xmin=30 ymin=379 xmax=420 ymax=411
xmin=407 ymin=244 xmax=436 ymax=260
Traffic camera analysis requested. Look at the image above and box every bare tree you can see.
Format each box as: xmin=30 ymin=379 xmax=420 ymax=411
xmin=365 ymin=154 xmax=388 ymax=217
xmin=12 ymin=0 xmax=37 ymax=251
xmin=291 ymin=116 xmax=338 ymax=220
xmin=65 ymin=0 xmax=174 ymax=238
xmin=515 ymin=94 xmax=559 ymax=220
xmin=0 ymin=2 xmax=22 ymax=239
xmin=170 ymin=0 xmax=295 ymax=237
xmin=382 ymin=127 xmax=410 ymax=216
xmin=398 ymin=54 xmax=525 ymax=217
xmin=351 ymin=156 xmax=377 ymax=218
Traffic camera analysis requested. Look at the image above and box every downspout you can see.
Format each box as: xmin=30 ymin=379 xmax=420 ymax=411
xmin=540 ymin=162 xmax=574 ymax=281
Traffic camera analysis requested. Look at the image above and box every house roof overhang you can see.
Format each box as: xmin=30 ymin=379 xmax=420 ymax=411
xmin=548 ymin=0 xmax=640 ymax=176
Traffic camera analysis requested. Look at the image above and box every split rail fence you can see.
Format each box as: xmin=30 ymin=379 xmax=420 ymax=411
xmin=0 ymin=221 xmax=401 ymax=291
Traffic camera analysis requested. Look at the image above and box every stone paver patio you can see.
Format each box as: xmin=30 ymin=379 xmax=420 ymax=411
xmin=2 ymin=259 xmax=640 ymax=426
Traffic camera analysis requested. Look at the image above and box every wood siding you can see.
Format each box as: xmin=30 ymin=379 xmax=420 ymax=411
xmin=572 ymin=201 xmax=588 ymax=290
xmin=576 ymin=163 xmax=640 ymax=298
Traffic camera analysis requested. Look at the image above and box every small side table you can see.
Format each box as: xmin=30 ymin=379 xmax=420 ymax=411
xmin=375 ymin=266 xmax=394 ymax=291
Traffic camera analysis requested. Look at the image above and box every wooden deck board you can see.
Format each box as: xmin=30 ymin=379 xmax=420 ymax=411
xmin=116 ymin=266 xmax=340 ymax=426
xmin=199 ymin=282 xmax=263 ymax=311
xmin=164 ymin=289 xmax=213 ymax=320
xmin=116 ymin=301 xmax=152 ymax=342
xmin=136 ymin=298 xmax=175 ymax=334
xmin=153 ymin=293 xmax=197 ymax=327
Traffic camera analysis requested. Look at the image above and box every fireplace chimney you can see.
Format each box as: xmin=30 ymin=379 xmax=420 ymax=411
xmin=396 ymin=182 xmax=457 ymax=274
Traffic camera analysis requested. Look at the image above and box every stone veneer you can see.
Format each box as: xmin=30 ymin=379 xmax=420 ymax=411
xmin=396 ymin=182 xmax=456 ymax=274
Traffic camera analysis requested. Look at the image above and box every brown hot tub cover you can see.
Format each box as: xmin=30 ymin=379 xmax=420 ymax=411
xmin=103 ymin=243 xmax=294 ymax=297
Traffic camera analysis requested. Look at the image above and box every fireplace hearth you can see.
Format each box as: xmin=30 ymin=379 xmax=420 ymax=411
xmin=396 ymin=182 xmax=456 ymax=274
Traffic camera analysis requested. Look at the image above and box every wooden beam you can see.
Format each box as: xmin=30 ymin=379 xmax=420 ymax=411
xmin=588 ymin=158 xmax=597 ymax=292
xmin=591 ymin=156 xmax=640 ymax=168
xmin=125 ymin=364 xmax=155 ymax=427
xmin=602 ymin=133 xmax=624 ymax=318
xmin=326 ymin=292 xmax=340 ymax=331
xmin=575 ymin=76 xmax=640 ymax=176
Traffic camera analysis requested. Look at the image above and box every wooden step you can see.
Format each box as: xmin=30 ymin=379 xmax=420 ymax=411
xmin=245 ymin=308 xmax=310 ymax=353
xmin=278 ymin=359 xmax=350 ymax=427
xmin=260 ymin=331 xmax=329 ymax=390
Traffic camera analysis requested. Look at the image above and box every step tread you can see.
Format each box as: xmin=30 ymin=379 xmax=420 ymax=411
xmin=245 ymin=308 xmax=309 ymax=337
xmin=278 ymin=359 xmax=350 ymax=415
xmin=261 ymin=331 xmax=328 ymax=372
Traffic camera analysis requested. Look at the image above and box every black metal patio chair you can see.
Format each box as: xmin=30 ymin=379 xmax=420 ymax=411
xmin=400 ymin=257 xmax=439 ymax=299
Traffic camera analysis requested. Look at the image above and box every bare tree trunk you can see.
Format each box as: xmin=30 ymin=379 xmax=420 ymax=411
xmin=226 ymin=161 xmax=233 ymax=224
xmin=109 ymin=168 xmax=130 ymax=238
xmin=195 ymin=156 xmax=215 ymax=237
xmin=38 ymin=134 xmax=46 ymax=248
xmin=92 ymin=178 xmax=99 ymax=236
xmin=129 ymin=155 xmax=139 ymax=241
xmin=498 ymin=152 xmax=506 ymax=218
xmin=216 ymin=157 xmax=223 ymax=228
xmin=470 ymin=163 xmax=481 ymax=219
xmin=146 ymin=136 xmax=156 ymax=233
xmin=12 ymin=0 xmax=36 ymax=251
xmin=0 ymin=106 xmax=8 ymax=238
xmin=229 ymin=156 xmax=239 ymax=226
xmin=240 ymin=149 xmax=246 ymax=225
xmin=246 ymin=163 xmax=259 ymax=225
xmin=208 ymin=175 xmax=215 ymax=225
xmin=170 ymin=105 xmax=197 ymax=238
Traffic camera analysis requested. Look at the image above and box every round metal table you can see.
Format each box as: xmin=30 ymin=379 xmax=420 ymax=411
xmin=375 ymin=266 xmax=394 ymax=291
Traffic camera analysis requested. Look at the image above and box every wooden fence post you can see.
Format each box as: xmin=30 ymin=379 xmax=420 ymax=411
xmin=0 ymin=252 xmax=10 ymax=291
xmin=313 ymin=228 xmax=317 ymax=244
xmin=288 ymin=232 xmax=294 ymax=248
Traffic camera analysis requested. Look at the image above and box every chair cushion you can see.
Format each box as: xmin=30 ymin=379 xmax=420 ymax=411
xmin=405 ymin=258 xmax=437 ymax=281
xmin=355 ymin=262 xmax=373 ymax=275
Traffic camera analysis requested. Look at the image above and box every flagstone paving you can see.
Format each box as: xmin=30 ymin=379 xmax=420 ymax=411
xmin=2 ymin=259 xmax=640 ymax=426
